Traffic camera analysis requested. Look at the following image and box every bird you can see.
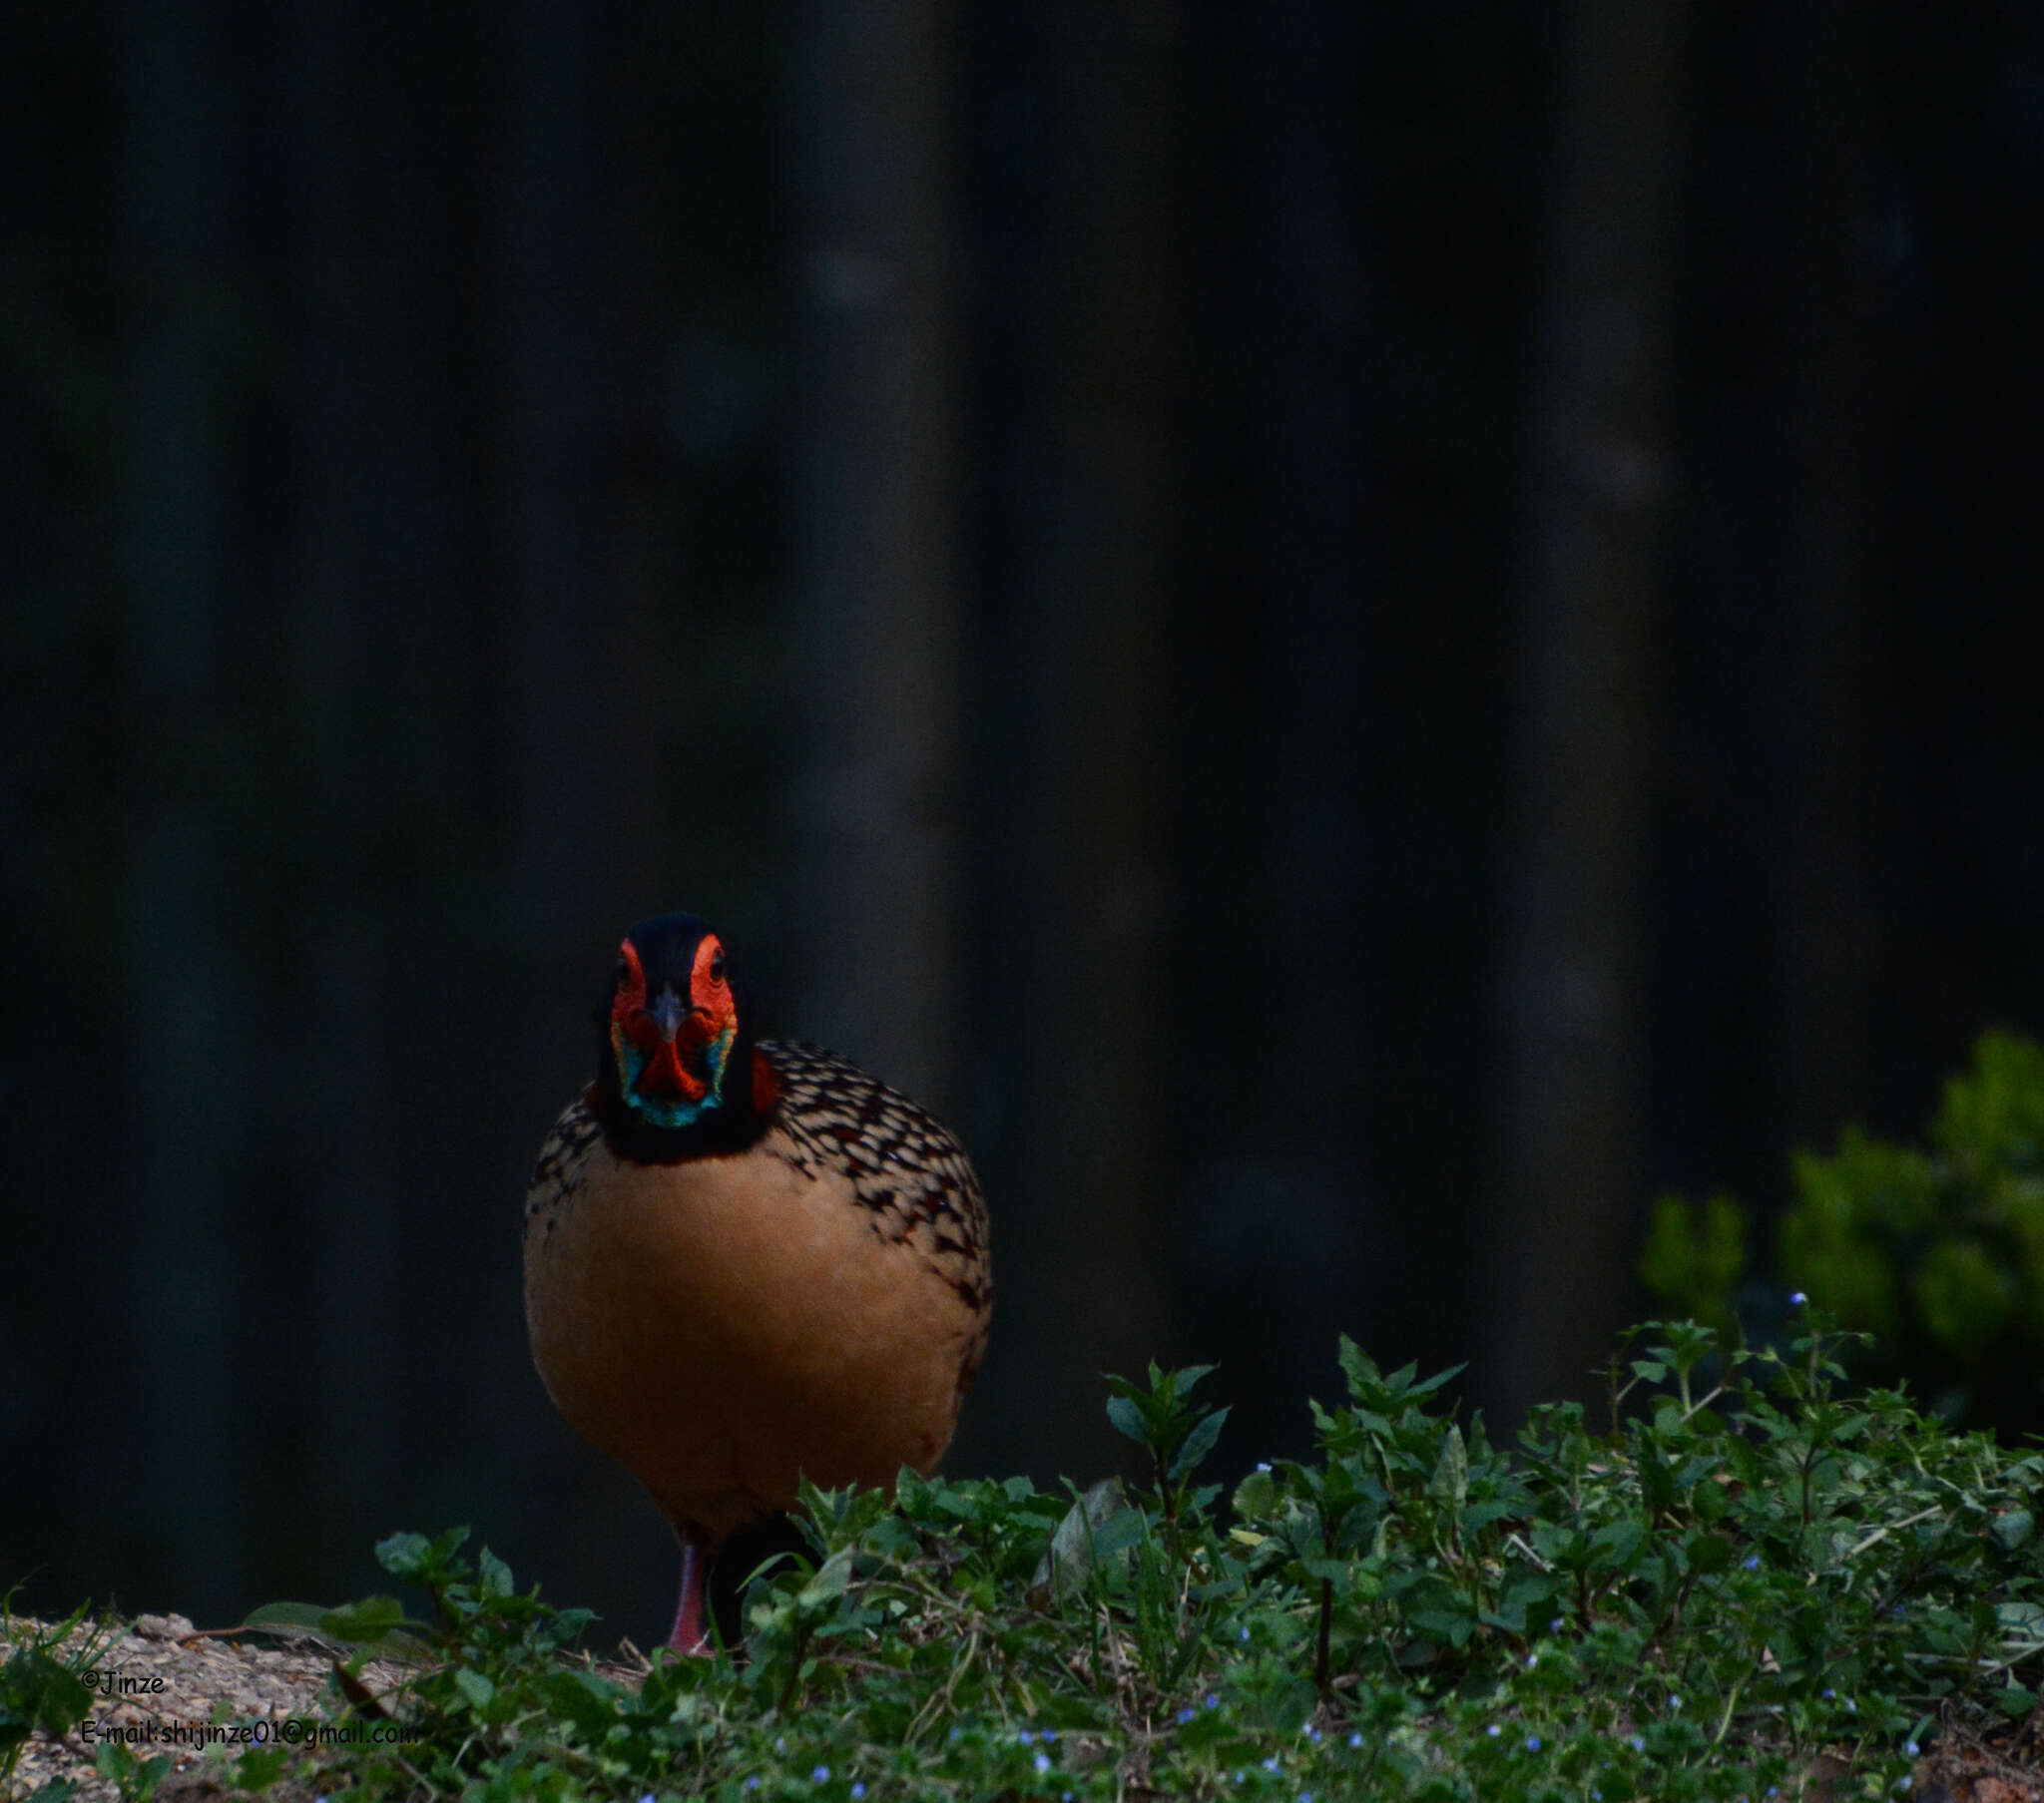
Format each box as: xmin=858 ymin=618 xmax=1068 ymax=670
xmin=522 ymin=910 xmax=991 ymax=1655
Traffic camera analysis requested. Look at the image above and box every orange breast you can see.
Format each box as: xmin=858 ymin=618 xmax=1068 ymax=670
xmin=524 ymin=1127 xmax=977 ymax=1543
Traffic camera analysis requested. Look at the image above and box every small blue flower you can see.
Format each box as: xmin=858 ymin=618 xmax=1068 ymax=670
xmin=1035 ymin=1753 xmax=1051 ymax=1775
xmin=1669 ymin=1694 xmax=1682 ymax=1710
xmin=1906 ymin=1740 xmax=1920 ymax=1756
xmin=1258 ymin=1461 xmax=1273 ymax=1472
xmin=1744 ymin=1556 xmax=1761 ymax=1570
xmin=852 ymin=1788 xmax=866 ymax=1800
xmin=1790 ymin=1291 xmax=1807 ymax=1306
xmin=1525 ymin=1736 xmax=1540 ymax=1752
xmin=1205 ymin=1696 xmax=1219 ymax=1711
xmin=811 ymin=1767 xmax=831 ymax=1784
xmin=1307 ymin=1728 xmax=1321 ymax=1743
xmin=1241 ymin=1626 xmax=1251 ymax=1641
xmin=1043 ymin=1730 xmax=1057 ymax=1741
xmin=1263 ymin=1757 xmax=1280 ymax=1774
xmin=1348 ymin=1732 xmax=1362 ymax=1749
xmin=775 ymin=1738 xmax=787 ymax=1754
xmin=1487 ymin=1724 xmax=1501 ymax=1738
xmin=1020 ymin=1729 xmax=1034 ymax=1743
xmin=1630 ymin=1736 xmax=1646 ymax=1752
xmin=1822 ymin=1688 xmax=1834 ymax=1700
xmin=1299 ymin=1793 xmax=1312 ymax=1803
xmin=1526 ymin=1653 xmax=1538 ymax=1669
xmin=640 ymin=1793 xmax=656 ymax=1803
xmin=1178 ymin=1708 xmax=1195 ymax=1725
xmin=950 ymin=1727 xmax=963 ymax=1741
xmin=1845 ymin=1698 xmax=1857 ymax=1713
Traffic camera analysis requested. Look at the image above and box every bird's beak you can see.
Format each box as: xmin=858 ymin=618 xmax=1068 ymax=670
xmin=634 ymin=988 xmax=709 ymax=1101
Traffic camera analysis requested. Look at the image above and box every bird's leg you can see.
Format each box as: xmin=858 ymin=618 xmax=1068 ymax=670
xmin=665 ymin=1525 xmax=714 ymax=1656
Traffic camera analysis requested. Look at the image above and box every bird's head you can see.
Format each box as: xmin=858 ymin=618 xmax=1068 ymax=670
xmin=595 ymin=911 xmax=752 ymax=1138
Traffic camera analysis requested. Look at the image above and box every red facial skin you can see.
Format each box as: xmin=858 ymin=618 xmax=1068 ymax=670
xmin=610 ymin=934 xmax=739 ymax=1104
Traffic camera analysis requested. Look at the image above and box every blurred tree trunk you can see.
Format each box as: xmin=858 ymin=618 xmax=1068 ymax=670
xmin=117 ymin=0 xmax=246 ymax=1605
xmin=970 ymin=0 xmax=1179 ymax=1479
xmin=277 ymin=0 xmax=397 ymax=1581
xmin=496 ymin=0 xmax=669 ymax=1182
xmin=1776 ymin=6 xmax=1882 ymax=1147
xmin=1486 ymin=0 xmax=1690 ymax=1425
xmin=1248 ymin=0 xmax=1372 ymax=1412
xmin=781 ymin=0 xmax=966 ymax=1115
xmin=275 ymin=0 xmax=508 ymax=1586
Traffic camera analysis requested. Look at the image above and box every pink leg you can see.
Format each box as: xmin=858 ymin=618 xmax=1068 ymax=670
xmin=665 ymin=1525 xmax=713 ymax=1656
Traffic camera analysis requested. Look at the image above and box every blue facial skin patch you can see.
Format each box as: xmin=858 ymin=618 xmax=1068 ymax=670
xmin=616 ymin=1026 xmax=737 ymax=1130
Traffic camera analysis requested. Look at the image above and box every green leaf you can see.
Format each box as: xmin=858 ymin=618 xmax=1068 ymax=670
xmin=452 ymin=1666 xmax=495 ymax=1712
xmin=1403 ymin=1582 xmax=1477 ymax=1645
xmin=893 ymin=1466 xmax=934 ymax=1518
xmin=536 ymin=1668 xmax=625 ymax=1741
xmin=796 ymin=1547 xmax=855 ymax=1608
xmin=1994 ymin=1682 xmax=2036 ymax=1719
xmin=374 ymin=1532 xmax=439 ymax=1578
xmin=1482 ymin=1570 xmax=1560 ymax=1634
xmin=477 ymin=1547 xmax=515 ymax=1598
xmin=1233 ymin=1468 xmax=1278 ymax=1520
xmin=232 ymin=1746 xmax=290 ymax=1791
xmin=1105 ymin=1395 xmax=1150 ymax=1447
xmin=1336 ymin=1336 xmax=1380 ymax=1401
xmin=241 ymin=1600 xmax=333 ymax=1631
xmin=1638 ymin=1443 xmax=1675 ymax=1514
xmin=0 ymin=1649 xmax=93 ymax=1739
xmin=1686 ymin=1532 xmax=1735 ymax=1576
xmin=1170 ymin=1406 xmax=1230 ymax=1481
xmin=318 ymin=1596 xmax=410 ymax=1644
xmin=1991 ymin=1507 xmax=2035 ymax=1552
xmin=1032 ymin=1477 xmax=1136 ymax=1598
xmin=1587 ymin=1520 xmax=1645 ymax=1572
xmin=1401 ymin=1362 xmax=1468 ymax=1401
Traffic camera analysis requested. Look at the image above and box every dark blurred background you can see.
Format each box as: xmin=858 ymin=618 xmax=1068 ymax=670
xmin=5 ymin=0 xmax=2043 ymax=1643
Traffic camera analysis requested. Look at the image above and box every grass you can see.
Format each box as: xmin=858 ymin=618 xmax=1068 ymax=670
xmin=14 ymin=1309 xmax=2044 ymax=1800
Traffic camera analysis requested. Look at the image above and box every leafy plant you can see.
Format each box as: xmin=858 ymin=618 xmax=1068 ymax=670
xmin=0 ymin=1595 xmax=114 ymax=1799
xmin=1643 ymin=1028 xmax=2044 ymax=1428
xmin=220 ymin=1317 xmax=2044 ymax=1801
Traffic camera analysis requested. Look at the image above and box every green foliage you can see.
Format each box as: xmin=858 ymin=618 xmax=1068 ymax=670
xmin=1643 ymin=1029 xmax=2044 ymax=1422
xmin=182 ymin=1322 xmax=2044 ymax=1801
xmin=0 ymin=1595 xmax=112 ymax=1796
xmin=1640 ymin=1193 xmax=1747 ymax=1333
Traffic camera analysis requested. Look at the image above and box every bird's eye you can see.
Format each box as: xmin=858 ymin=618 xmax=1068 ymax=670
xmin=615 ymin=959 xmax=630 ymax=985
xmin=710 ymin=950 xmax=728 ymax=984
